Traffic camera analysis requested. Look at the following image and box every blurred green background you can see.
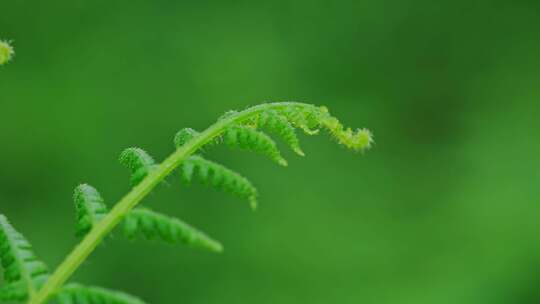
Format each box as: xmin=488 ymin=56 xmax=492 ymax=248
xmin=1 ymin=0 xmax=540 ymax=303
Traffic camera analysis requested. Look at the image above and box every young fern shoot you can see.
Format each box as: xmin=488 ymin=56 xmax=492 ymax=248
xmin=0 ymin=102 xmax=373 ymax=304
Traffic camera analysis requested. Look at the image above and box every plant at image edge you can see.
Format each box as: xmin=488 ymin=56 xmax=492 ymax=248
xmin=0 ymin=40 xmax=14 ymax=66
xmin=0 ymin=102 xmax=373 ymax=304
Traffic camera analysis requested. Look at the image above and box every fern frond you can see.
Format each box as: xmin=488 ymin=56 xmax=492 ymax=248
xmin=173 ymin=128 xmax=200 ymax=148
xmin=180 ymin=155 xmax=258 ymax=209
xmin=123 ymin=208 xmax=223 ymax=253
xmin=0 ymin=215 xmax=48 ymax=298
xmin=73 ymin=184 xmax=108 ymax=237
xmin=222 ymin=125 xmax=287 ymax=166
xmin=119 ymin=148 xmax=158 ymax=186
xmin=29 ymin=102 xmax=373 ymax=304
xmin=55 ymin=283 xmax=146 ymax=304
xmin=256 ymin=109 xmax=304 ymax=156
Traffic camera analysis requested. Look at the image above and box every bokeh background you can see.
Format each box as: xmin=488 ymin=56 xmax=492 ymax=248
xmin=1 ymin=1 xmax=540 ymax=303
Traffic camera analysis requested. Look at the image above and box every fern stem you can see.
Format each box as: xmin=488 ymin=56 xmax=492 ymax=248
xmin=28 ymin=102 xmax=309 ymax=304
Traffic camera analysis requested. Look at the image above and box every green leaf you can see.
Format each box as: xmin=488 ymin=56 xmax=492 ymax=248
xmin=0 ymin=215 xmax=49 ymax=299
xmin=123 ymin=208 xmax=223 ymax=253
xmin=180 ymin=155 xmax=258 ymax=209
xmin=119 ymin=148 xmax=158 ymax=186
xmin=54 ymin=283 xmax=146 ymax=304
xmin=73 ymin=184 xmax=108 ymax=237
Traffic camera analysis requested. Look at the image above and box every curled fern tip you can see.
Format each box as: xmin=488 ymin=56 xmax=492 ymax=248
xmin=318 ymin=106 xmax=374 ymax=152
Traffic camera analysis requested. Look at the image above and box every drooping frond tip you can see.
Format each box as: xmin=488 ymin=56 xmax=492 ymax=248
xmin=0 ymin=40 xmax=14 ymax=65
xmin=0 ymin=215 xmax=49 ymax=300
xmin=119 ymin=147 xmax=158 ymax=186
xmin=317 ymin=106 xmax=373 ymax=152
xmin=269 ymin=104 xmax=373 ymax=152
xmin=124 ymin=208 xmax=223 ymax=253
xmin=73 ymin=184 xmax=108 ymax=236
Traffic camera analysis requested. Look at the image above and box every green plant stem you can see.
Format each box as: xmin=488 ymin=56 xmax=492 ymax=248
xmin=28 ymin=102 xmax=307 ymax=304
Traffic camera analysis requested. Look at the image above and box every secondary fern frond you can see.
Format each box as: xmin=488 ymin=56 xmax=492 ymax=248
xmin=55 ymin=283 xmax=146 ymax=304
xmin=123 ymin=208 xmax=223 ymax=253
xmin=180 ymin=155 xmax=258 ymax=209
xmin=256 ymin=109 xmax=305 ymax=156
xmin=222 ymin=125 xmax=287 ymax=166
xmin=119 ymin=148 xmax=158 ymax=186
xmin=73 ymin=184 xmax=108 ymax=237
xmin=0 ymin=215 xmax=48 ymax=299
xmin=0 ymin=40 xmax=14 ymax=65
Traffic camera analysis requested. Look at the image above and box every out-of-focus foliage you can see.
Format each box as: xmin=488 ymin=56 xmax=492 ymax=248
xmin=0 ymin=40 xmax=14 ymax=65
xmin=1 ymin=0 xmax=539 ymax=303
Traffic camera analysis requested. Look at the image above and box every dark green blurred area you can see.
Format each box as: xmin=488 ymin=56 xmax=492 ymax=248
xmin=1 ymin=0 xmax=540 ymax=303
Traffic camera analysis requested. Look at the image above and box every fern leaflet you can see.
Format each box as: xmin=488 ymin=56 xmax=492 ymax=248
xmin=123 ymin=208 xmax=223 ymax=253
xmin=173 ymin=128 xmax=200 ymax=148
xmin=180 ymin=155 xmax=258 ymax=209
xmin=278 ymin=105 xmax=321 ymax=135
xmin=0 ymin=215 xmax=49 ymax=299
xmin=119 ymin=148 xmax=158 ymax=186
xmin=54 ymin=283 xmax=146 ymax=304
xmin=73 ymin=184 xmax=108 ymax=237
xmin=256 ymin=109 xmax=305 ymax=156
xmin=223 ymin=125 xmax=287 ymax=166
